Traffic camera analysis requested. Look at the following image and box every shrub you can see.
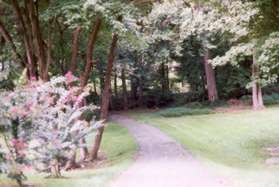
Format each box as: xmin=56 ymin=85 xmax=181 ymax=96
xmin=0 ymin=73 xmax=102 ymax=185
xmin=157 ymin=107 xmax=213 ymax=117
xmin=185 ymin=101 xmax=204 ymax=108
xmin=264 ymin=93 xmax=279 ymax=105
xmin=207 ymin=100 xmax=229 ymax=108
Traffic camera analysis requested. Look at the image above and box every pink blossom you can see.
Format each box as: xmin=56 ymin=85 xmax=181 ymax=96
xmin=31 ymin=76 xmax=37 ymax=81
xmin=10 ymin=139 xmax=26 ymax=150
xmin=75 ymin=95 xmax=85 ymax=107
xmin=10 ymin=106 xmax=20 ymax=114
xmin=24 ymin=101 xmax=34 ymax=110
xmin=65 ymin=71 xmax=75 ymax=84
xmin=9 ymin=106 xmax=29 ymax=118
xmin=8 ymin=92 xmax=15 ymax=99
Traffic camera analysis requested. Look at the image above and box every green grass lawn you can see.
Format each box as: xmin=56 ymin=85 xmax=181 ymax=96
xmin=129 ymin=106 xmax=279 ymax=187
xmin=0 ymin=123 xmax=137 ymax=187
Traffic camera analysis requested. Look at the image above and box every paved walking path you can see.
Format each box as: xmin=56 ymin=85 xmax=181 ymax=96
xmin=109 ymin=114 xmax=228 ymax=187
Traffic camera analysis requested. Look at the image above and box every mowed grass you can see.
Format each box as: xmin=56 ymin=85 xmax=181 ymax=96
xmin=130 ymin=106 xmax=279 ymax=187
xmin=0 ymin=122 xmax=137 ymax=187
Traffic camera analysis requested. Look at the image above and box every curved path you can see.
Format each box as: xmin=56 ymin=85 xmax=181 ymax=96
xmin=109 ymin=114 xmax=228 ymax=187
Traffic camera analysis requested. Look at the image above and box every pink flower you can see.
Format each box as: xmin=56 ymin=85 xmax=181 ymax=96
xmin=75 ymin=95 xmax=85 ymax=107
xmin=9 ymin=106 xmax=29 ymax=118
xmin=24 ymin=101 xmax=34 ymax=110
xmin=31 ymin=76 xmax=37 ymax=81
xmin=10 ymin=139 xmax=26 ymax=150
xmin=65 ymin=71 xmax=75 ymax=84
xmin=8 ymin=92 xmax=15 ymax=99
xmin=10 ymin=138 xmax=18 ymax=146
xmin=10 ymin=106 xmax=20 ymax=114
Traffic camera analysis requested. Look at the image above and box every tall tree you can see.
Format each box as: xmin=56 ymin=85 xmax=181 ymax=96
xmin=91 ymin=33 xmax=118 ymax=160
xmin=80 ymin=18 xmax=102 ymax=87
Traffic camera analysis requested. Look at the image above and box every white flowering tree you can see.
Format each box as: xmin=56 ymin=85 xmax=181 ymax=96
xmin=208 ymin=0 xmax=279 ymax=109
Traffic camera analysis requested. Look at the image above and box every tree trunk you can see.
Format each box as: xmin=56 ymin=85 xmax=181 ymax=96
xmin=166 ymin=63 xmax=170 ymax=91
xmin=252 ymin=80 xmax=259 ymax=109
xmin=23 ymin=0 xmax=37 ymax=79
xmin=45 ymin=20 xmax=53 ymax=80
xmin=56 ymin=20 xmax=67 ymax=74
xmin=204 ymin=49 xmax=218 ymax=102
xmin=96 ymin=59 xmax=105 ymax=93
xmin=138 ymin=77 xmax=144 ymax=107
xmin=252 ymin=54 xmax=265 ymax=110
xmin=50 ymin=159 xmax=61 ymax=178
xmin=69 ymin=26 xmax=82 ymax=73
xmin=64 ymin=150 xmax=78 ymax=171
xmin=258 ymin=86 xmax=264 ymax=107
xmin=121 ymin=65 xmax=128 ymax=110
xmin=90 ymin=33 xmax=118 ymax=160
xmin=27 ymin=0 xmax=48 ymax=81
xmin=80 ymin=18 xmax=102 ymax=88
xmin=161 ymin=62 xmax=166 ymax=94
xmin=93 ymin=78 xmax=97 ymax=93
xmin=114 ymin=69 xmax=118 ymax=98
xmin=0 ymin=19 xmax=24 ymax=67
xmin=79 ymin=138 xmax=89 ymax=161
xmin=137 ymin=55 xmax=144 ymax=107
xmin=131 ymin=77 xmax=138 ymax=102
xmin=11 ymin=0 xmax=37 ymax=78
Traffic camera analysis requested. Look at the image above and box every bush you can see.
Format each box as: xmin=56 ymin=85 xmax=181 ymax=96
xmin=207 ymin=100 xmax=229 ymax=108
xmin=264 ymin=93 xmax=279 ymax=105
xmin=0 ymin=73 xmax=102 ymax=185
xmin=185 ymin=101 xmax=204 ymax=108
xmin=145 ymin=90 xmax=174 ymax=108
xmin=157 ymin=107 xmax=213 ymax=118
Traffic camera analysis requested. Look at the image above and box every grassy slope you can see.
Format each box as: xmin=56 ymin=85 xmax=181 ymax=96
xmin=0 ymin=123 xmax=137 ymax=187
xmin=130 ymin=107 xmax=279 ymax=187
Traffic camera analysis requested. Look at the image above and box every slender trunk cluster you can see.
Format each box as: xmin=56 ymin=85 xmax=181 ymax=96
xmin=203 ymin=49 xmax=218 ymax=102
xmin=26 ymin=0 xmax=48 ymax=81
xmin=10 ymin=0 xmax=49 ymax=80
xmin=252 ymin=54 xmax=265 ymax=110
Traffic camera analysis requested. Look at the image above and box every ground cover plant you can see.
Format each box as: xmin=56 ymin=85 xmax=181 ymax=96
xmin=156 ymin=107 xmax=213 ymax=118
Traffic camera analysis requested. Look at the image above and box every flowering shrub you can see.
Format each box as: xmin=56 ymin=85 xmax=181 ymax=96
xmin=0 ymin=73 xmax=102 ymax=184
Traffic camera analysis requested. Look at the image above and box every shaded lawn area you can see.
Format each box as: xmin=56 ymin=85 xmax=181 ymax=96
xmin=129 ymin=106 xmax=279 ymax=187
xmin=0 ymin=123 xmax=137 ymax=187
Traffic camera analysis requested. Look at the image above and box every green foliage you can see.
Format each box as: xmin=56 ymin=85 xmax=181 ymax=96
xmin=184 ymin=101 xmax=204 ymax=108
xmin=157 ymin=107 xmax=213 ymax=118
xmin=176 ymin=36 xmax=206 ymax=96
xmin=216 ymin=65 xmax=250 ymax=99
xmin=263 ymin=93 xmax=279 ymax=105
